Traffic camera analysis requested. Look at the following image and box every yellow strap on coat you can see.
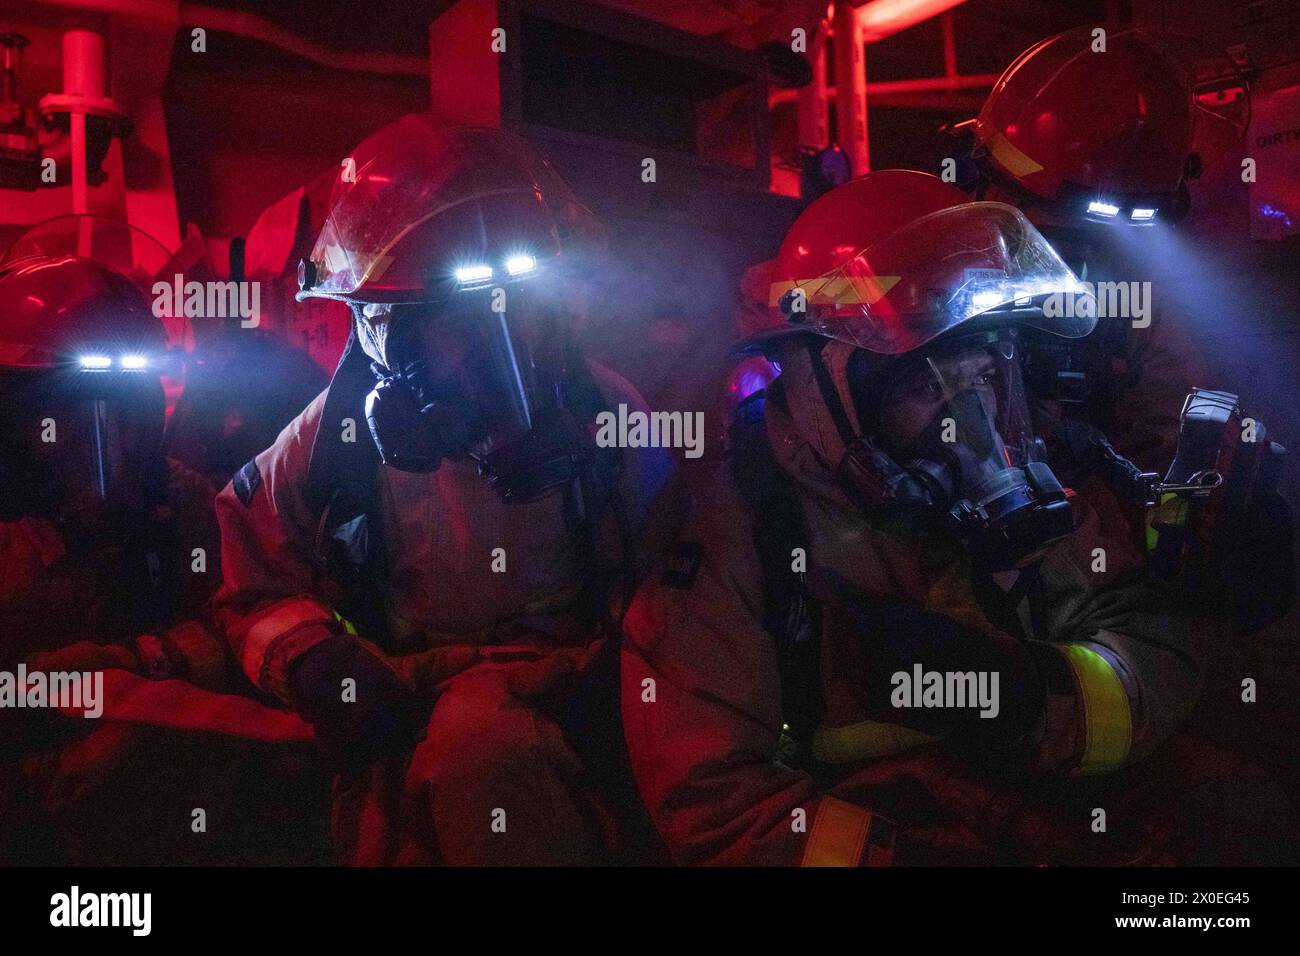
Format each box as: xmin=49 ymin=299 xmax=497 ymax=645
xmin=1062 ymin=644 xmax=1132 ymax=776
xmin=1146 ymin=491 xmax=1187 ymax=553
xmin=801 ymin=796 xmax=872 ymax=867
xmin=812 ymin=720 xmax=937 ymax=764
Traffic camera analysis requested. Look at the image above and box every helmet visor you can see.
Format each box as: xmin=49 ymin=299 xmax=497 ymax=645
xmin=793 ymin=202 xmax=1097 ymax=354
xmin=2 ymin=215 xmax=175 ymax=295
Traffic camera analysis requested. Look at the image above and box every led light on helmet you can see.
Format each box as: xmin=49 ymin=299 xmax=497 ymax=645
xmin=505 ymin=254 xmax=537 ymax=276
xmin=970 ymin=290 xmax=1005 ymax=311
xmin=454 ymin=264 xmax=494 ymax=285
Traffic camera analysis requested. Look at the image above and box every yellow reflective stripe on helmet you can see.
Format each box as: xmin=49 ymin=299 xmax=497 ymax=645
xmin=812 ymin=719 xmax=937 ymax=764
xmin=768 ymin=275 xmax=900 ymax=308
xmin=1062 ymin=644 xmax=1132 ymax=776
xmin=801 ymin=796 xmax=872 ymax=867
xmin=986 ymin=131 xmax=1044 ymax=179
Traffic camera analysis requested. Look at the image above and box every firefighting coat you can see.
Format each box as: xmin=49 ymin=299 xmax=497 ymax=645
xmin=620 ymin=351 xmax=1202 ymax=867
xmin=0 ymin=456 xmax=317 ymax=739
xmin=1 ymin=459 xmax=224 ymax=668
xmin=214 ymin=331 xmax=668 ymax=704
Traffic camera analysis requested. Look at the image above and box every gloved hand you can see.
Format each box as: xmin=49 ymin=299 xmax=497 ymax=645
xmin=504 ymin=642 xmax=607 ymax=713
xmin=286 ymin=633 xmax=421 ymax=769
xmin=813 ymin=569 xmax=1045 ymax=757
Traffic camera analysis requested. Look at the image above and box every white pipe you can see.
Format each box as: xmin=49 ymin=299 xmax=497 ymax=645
xmin=63 ymin=29 xmax=107 ymax=99
xmin=834 ymin=0 xmax=869 ymax=175
xmin=796 ymin=20 xmax=830 ymax=150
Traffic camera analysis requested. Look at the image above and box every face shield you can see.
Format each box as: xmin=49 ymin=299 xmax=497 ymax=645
xmin=2 ymin=214 xmax=174 ymax=291
xmin=361 ymin=273 xmax=578 ymax=477
xmin=0 ymin=369 xmax=164 ymax=531
xmin=297 ymin=121 xmax=605 ymax=499
xmin=0 ymin=217 xmax=171 ymax=530
xmin=298 ymin=121 xmax=603 ymax=305
xmin=882 ymin=333 xmax=1036 ymax=493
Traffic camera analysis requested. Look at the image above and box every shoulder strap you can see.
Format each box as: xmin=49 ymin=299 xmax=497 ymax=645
xmin=302 ymin=326 xmax=391 ymax=643
xmin=729 ymin=389 xmax=822 ymax=768
xmin=562 ymin=355 xmax=633 ymax=627
xmin=305 ymin=325 xmax=383 ymax=517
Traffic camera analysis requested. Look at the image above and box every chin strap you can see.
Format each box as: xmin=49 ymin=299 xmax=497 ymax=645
xmin=797 ymin=339 xmax=937 ymax=513
xmin=804 ymin=338 xmax=863 ymax=453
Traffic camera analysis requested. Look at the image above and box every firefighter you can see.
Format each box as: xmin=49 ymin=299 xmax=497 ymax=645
xmin=958 ymin=33 xmax=1295 ymax=799
xmin=213 ymin=115 xmax=672 ymax=865
xmin=951 ymin=28 xmax=1295 ymax=639
xmin=948 ymin=26 xmax=1215 ymax=475
xmin=0 ymin=215 xmax=220 ymax=665
xmin=0 ymin=216 xmax=330 ymax=865
xmin=621 ymin=171 xmax=1296 ymax=866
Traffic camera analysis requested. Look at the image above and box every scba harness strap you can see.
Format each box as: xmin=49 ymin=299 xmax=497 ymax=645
xmin=729 ymin=389 xmax=822 ymax=771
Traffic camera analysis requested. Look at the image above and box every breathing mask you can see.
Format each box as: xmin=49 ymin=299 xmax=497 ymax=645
xmin=360 ymin=291 xmax=594 ymax=504
xmin=839 ymin=331 xmax=1074 ymax=568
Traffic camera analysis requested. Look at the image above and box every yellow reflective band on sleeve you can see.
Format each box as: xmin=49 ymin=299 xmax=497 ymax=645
xmin=986 ymin=131 xmax=1044 ymax=179
xmin=240 ymin=596 xmax=336 ymax=683
xmin=333 ymin=610 xmax=358 ymax=635
xmin=801 ymin=797 xmax=872 ymax=867
xmin=1063 ymin=644 xmax=1132 ymax=776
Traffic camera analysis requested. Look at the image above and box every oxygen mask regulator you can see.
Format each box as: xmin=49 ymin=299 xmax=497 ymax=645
xmin=903 ymin=379 xmax=1073 ymax=570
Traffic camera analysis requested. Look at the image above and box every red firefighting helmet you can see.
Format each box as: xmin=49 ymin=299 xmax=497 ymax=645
xmin=750 ymin=169 xmax=1095 ymax=356
xmin=297 ymin=115 xmax=605 ymax=304
xmin=0 ymin=216 xmax=169 ymax=518
xmin=0 ymin=215 xmax=168 ymax=369
xmin=972 ymin=28 xmax=1195 ymax=224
